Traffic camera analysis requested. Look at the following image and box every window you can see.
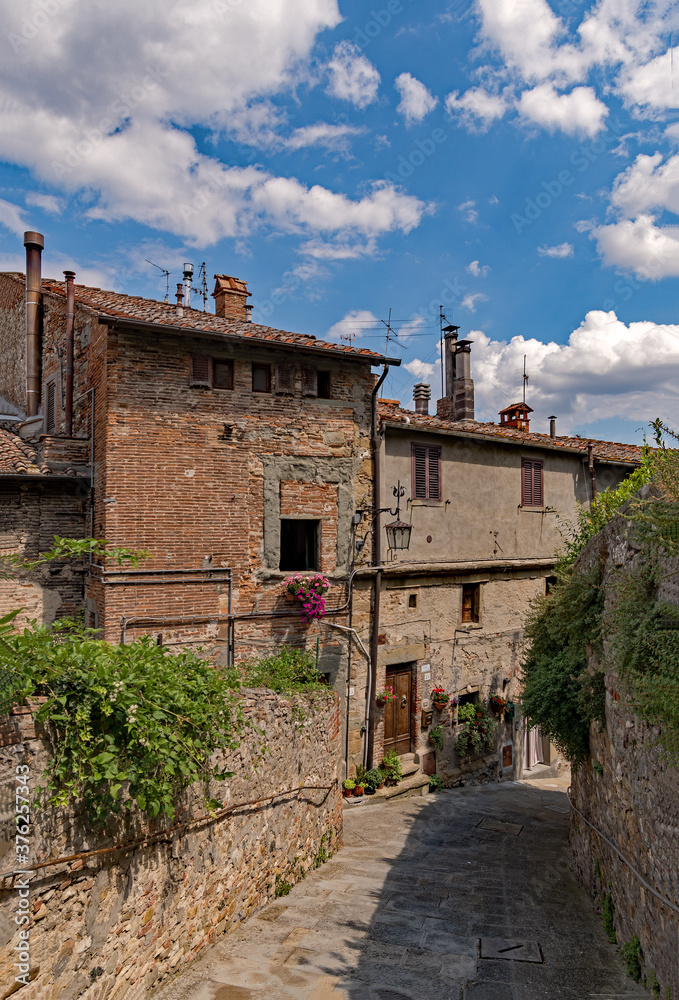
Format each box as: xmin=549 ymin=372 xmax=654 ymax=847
xmin=190 ymin=355 xmax=233 ymax=389
xmin=408 ymin=594 xmax=417 ymax=609
xmin=213 ymin=360 xmax=234 ymax=389
xmin=275 ymin=362 xmax=295 ymax=395
xmin=252 ymin=363 xmax=271 ymax=393
xmin=317 ymin=371 xmax=331 ymax=399
xmin=521 ymin=458 xmax=544 ymax=507
xmin=412 ymin=444 xmax=441 ymax=500
xmin=45 ymin=379 xmax=57 ymax=432
xmin=462 ymin=584 xmax=480 ymax=623
xmin=545 ymin=575 xmax=557 ymax=596
xmin=279 ymin=519 xmax=319 ymax=571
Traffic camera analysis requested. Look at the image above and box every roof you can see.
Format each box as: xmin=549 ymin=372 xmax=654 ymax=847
xmin=499 ymin=402 xmax=533 ymax=414
xmin=0 ymin=429 xmax=52 ymax=476
xmin=378 ymin=400 xmax=645 ymax=465
xmin=3 ymin=274 xmax=397 ymax=365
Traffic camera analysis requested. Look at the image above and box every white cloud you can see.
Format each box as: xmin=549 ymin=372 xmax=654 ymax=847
xmin=617 ymin=45 xmax=679 ymax=111
xmin=461 ymin=292 xmax=488 ymax=312
xmin=285 ymin=122 xmax=365 ymax=151
xmin=298 ymin=236 xmax=378 ymax=260
xmin=471 ymin=311 xmax=679 ymax=433
xmin=457 ymin=199 xmax=478 ymax=224
xmin=25 ymin=192 xmax=65 ymax=215
xmin=0 ymin=2 xmax=431 ymax=250
xmin=394 ymin=73 xmax=438 ymax=125
xmin=404 ymin=358 xmax=438 ymax=380
xmin=608 ymin=152 xmax=679 ymax=218
xmin=0 ymin=198 xmax=28 ymax=237
xmin=538 ymin=242 xmax=574 ymax=258
xmin=444 ymin=88 xmax=507 ymax=130
xmin=590 ymin=215 xmax=679 ymax=279
xmin=325 ymin=309 xmax=380 ymax=342
xmin=518 ymin=84 xmax=608 ymax=136
xmin=326 ymin=41 xmax=380 ymax=109
xmin=467 ymin=259 xmax=490 ymax=277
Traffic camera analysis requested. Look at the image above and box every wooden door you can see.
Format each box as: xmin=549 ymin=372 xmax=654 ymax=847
xmin=384 ymin=666 xmax=412 ymax=756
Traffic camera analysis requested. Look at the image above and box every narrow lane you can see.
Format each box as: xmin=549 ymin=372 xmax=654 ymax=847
xmin=156 ymin=780 xmax=648 ymax=1000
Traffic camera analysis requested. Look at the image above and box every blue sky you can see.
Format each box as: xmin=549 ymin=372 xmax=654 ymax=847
xmin=1 ymin=0 xmax=679 ymax=443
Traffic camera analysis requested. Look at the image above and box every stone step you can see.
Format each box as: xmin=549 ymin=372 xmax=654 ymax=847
xmin=343 ymin=770 xmax=431 ymax=808
xmin=399 ymin=753 xmax=419 ymax=778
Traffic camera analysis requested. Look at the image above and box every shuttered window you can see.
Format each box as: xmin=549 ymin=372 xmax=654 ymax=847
xmin=521 ymin=459 xmax=544 ymax=507
xmin=45 ymin=379 xmax=57 ymax=433
xmin=252 ymin=363 xmax=271 ymax=393
xmin=213 ymin=360 xmax=233 ymax=389
xmin=275 ymin=362 xmax=295 ymax=395
xmin=190 ymin=354 xmax=212 ymax=387
xmin=412 ymin=444 xmax=441 ymax=500
xmin=302 ymin=365 xmax=318 ymax=397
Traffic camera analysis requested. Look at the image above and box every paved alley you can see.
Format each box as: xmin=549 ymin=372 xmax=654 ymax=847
xmin=156 ymin=780 xmax=648 ymax=1000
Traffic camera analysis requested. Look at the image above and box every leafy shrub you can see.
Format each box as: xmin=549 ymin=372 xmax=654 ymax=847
xmin=428 ymin=774 xmax=444 ymax=791
xmin=381 ymin=749 xmax=403 ymax=784
xmin=454 ymin=704 xmax=497 ymax=759
xmin=429 ymin=725 xmax=444 ymax=751
xmin=241 ymin=647 xmax=326 ymax=694
xmin=621 ymin=936 xmax=643 ymax=981
xmin=275 ymin=876 xmax=292 ymax=898
xmin=363 ymin=768 xmax=385 ymax=792
xmin=0 ymin=617 xmax=244 ymax=824
xmin=602 ymin=894 xmax=616 ymax=943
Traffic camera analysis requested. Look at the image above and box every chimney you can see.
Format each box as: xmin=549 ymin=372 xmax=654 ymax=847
xmin=549 ymin=415 xmax=556 ymax=439
xmin=64 ymin=270 xmax=75 ymax=436
xmin=183 ymin=263 xmax=194 ymax=309
xmin=413 ymin=383 xmax=431 ymax=416
xmin=437 ymin=325 xmax=475 ymax=421
xmin=499 ymin=402 xmax=533 ymax=432
xmin=24 ymin=231 xmax=44 ymax=418
xmin=213 ymin=274 xmax=251 ymax=321
xmin=175 ymin=283 xmax=184 ymax=318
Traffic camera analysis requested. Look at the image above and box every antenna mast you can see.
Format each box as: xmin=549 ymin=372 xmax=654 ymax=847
xmin=197 ymin=263 xmax=209 ymax=311
xmin=146 ymin=259 xmax=170 ymax=303
xmin=380 ymin=308 xmax=393 ymax=398
xmin=523 ymin=355 xmax=529 ymax=405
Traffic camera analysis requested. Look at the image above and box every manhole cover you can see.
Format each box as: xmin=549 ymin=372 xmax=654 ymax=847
xmin=480 ymin=938 xmax=542 ymax=963
xmin=373 ymin=990 xmax=415 ymax=1000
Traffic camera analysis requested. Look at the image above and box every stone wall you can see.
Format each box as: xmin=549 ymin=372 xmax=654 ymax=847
xmin=0 ymin=689 xmax=342 ymax=1000
xmin=569 ymin=502 xmax=679 ymax=998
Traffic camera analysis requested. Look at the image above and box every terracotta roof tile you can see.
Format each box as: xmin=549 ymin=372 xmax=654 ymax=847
xmin=36 ymin=278 xmax=390 ymax=363
xmin=0 ymin=430 xmax=52 ymax=476
xmin=378 ymin=401 xmax=644 ymax=464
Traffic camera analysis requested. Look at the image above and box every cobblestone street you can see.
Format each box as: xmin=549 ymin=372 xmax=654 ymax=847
xmin=156 ymin=778 xmax=648 ymax=1000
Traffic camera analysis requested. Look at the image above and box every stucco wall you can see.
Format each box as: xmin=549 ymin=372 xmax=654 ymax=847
xmin=0 ymin=688 xmax=342 ymax=1000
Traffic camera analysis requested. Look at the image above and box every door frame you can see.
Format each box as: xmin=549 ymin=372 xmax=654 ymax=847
xmin=384 ymin=662 xmax=414 ymax=756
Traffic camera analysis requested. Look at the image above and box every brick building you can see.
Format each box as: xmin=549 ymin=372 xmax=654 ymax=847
xmin=0 ymin=234 xmax=398 ymax=736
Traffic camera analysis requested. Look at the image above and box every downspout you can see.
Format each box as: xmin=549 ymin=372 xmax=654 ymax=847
xmin=587 ymin=444 xmax=597 ymax=501
xmin=63 ymin=271 xmax=75 ymax=436
xmin=367 ymin=365 xmax=389 ymax=768
xmin=24 ymin=231 xmax=44 ymax=418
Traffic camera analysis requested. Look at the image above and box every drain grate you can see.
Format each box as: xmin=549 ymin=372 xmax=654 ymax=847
xmin=373 ymin=991 xmax=415 ymax=1000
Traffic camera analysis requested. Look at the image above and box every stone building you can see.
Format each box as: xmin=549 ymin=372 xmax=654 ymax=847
xmin=0 ymin=233 xmax=397 ymax=715
xmin=346 ymin=326 xmax=644 ymax=787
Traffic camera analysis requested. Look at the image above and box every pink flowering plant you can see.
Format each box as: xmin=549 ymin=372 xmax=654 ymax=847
xmin=376 ymin=686 xmax=397 ymax=704
xmin=284 ymin=573 xmax=330 ymax=622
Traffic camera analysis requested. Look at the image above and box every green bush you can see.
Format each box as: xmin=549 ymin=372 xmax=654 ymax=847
xmin=428 ymin=725 xmax=444 ymax=751
xmin=454 ymin=704 xmax=497 ymax=759
xmin=0 ymin=616 xmax=244 ymax=824
xmin=428 ymin=774 xmax=444 ymax=791
xmin=621 ymin=936 xmax=643 ymax=981
xmin=363 ymin=768 xmax=385 ymax=792
xmin=381 ymin=749 xmax=403 ymax=784
xmin=240 ymin=647 xmax=326 ymax=694
xmin=602 ymin=894 xmax=616 ymax=943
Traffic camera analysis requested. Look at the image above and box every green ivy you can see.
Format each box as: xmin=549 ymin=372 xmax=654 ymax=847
xmin=602 ymin=894 xmax=616 ymax=943
xmin=454 ymin=704 xmax=497 ymax=759
xmin=240 ymin=647 xmax=326 ymax=694
xmin=621 ymin=937 xmax=643 ymax=981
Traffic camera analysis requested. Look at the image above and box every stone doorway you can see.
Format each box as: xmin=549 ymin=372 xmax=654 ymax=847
xmin=384 ymin=664 xmax=412 ymax=756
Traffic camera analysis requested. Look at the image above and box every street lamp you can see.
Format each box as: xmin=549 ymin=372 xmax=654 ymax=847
xmin=384 ymin=483 xmax=412 ymax=552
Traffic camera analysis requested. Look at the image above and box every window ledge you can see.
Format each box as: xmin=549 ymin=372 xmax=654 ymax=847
xmin=518 ymin=505 xmax=556 ymax=513
xmin=459 ymin=622 xmax=483 ymax=631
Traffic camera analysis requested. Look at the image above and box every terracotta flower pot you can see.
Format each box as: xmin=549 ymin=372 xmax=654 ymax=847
xmin=284 ymin=592 xmax=296 ymax=603
xmin=353 ymin=786 xmax=365 ymax=797
xmin=433 ymin=700 xmax=448 ymax=712
xmin=375 ymin=697 xmax=386 ymax=707
xmin=342 ymin=787 xmax=353 ymax=798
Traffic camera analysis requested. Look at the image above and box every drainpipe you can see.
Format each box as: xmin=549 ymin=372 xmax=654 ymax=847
xmin=367 ymin=365 xmax=389 ymax=769
xmin=587 ymin=444 xmax=597 ymax=501
xmin=24 ymin=231 xmax=44 ymax=418
xmin=63 ymin=271 xmax=75 ymax=436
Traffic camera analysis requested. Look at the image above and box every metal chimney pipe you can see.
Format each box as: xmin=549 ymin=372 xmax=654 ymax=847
xmin=183 ymin=263 xmax=193 ymax=310
xmin=175 ymin=283 xmax=184 ymax=318
xmin=587 ymin=444 xmax=597 ymax=500
xmin=549 ymin=415 xmax=556 ymax=439
xmin=64 ymin=271 xmax=76 ymax=436
xmin=24 ymin=231 xmax=44 ymax=418
xmin=413 ymin=382 xmax=431 ymax=416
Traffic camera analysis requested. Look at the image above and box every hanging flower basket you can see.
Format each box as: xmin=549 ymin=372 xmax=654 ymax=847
xmin=376 ymin=686 xmax=397 ymax=707
xmin=489 ymin=695 xmax=508 ymax=715
xmin=432 ymin=687 xmax=449 ymax=710
xmin=284 ymin=573 xmax=330 ymax=622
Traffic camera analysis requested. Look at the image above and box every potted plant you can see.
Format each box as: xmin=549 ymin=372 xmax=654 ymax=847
xmin=428 ymin=725 xmax=444 ymax=751
xmin=429 ymin=774 xmax=444 ymax=792
xmin=381 ymin=749 xmax=403 ymax=786
xmin=364 ymin=768 xmax=386 ymax=794
xmin=353 ymin=782 xmax=365 ymax=797
xmin=431 ymin=686 xmax=449 ymax=711
xmin=342 ymin=779 xmax=355 ymax=798
xmin=375 ymin=686 xmax=396 ymax=707
xmin=283 ymin=573 xmax=330 ymax=622
xmin=454 ymin=702 xmax=498 ymax=760
xmin=489 ymin=695 xmax=508 ymax=715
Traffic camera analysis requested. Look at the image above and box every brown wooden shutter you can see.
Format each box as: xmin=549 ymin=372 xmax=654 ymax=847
xmin=276 ymin=362 xmax=294 ymax=394
xmin=190 ymin=354 xmax=212 ymax=387
xmin=302 ymin=365 xmax=318 ymax=397
xmin=45 ymin=380 xmax=56 ymax=432
xmin=522 ymin=459 xmax=543 ymax=506
xmin=428 ymin=447 xmax=441 ymax=500
xmin=533 ymin=460 xmax=543 ymax=506
xmin=412 ymin=444 xmax=427 ymax=499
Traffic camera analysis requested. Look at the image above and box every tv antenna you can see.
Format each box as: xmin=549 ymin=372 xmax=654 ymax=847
xmin=523 ymin=354 xmax=529 ymax=404
xmin=146 ymin=259 xmax=170 ymax=303
xmin=197 ymin=262 xmax=209 ymax=312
